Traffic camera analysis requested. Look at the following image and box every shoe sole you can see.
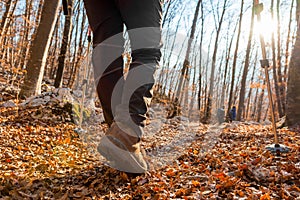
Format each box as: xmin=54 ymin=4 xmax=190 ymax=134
xmin=97 ymin=135 xmax=147 ymax=173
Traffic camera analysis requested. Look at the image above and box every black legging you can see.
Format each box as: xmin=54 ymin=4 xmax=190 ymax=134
xmin=83 ymin=0 xmax=162 ymax=136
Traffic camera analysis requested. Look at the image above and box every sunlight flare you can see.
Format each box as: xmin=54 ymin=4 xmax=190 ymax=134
xmin=254 ymin=12 xmax=277 ymax=45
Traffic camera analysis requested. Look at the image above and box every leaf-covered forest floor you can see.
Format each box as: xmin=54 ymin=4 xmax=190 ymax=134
xmin=0 ymin=87 xmax=299 ymax=199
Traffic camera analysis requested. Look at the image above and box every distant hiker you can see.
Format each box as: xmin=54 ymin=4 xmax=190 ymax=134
xmin=229 ymin=106 xmax=237 ymax=122
xmin=83 ymin=0 xmax=162 ymax=173
xmin=217 ymin=106 xmax=225 ymax=124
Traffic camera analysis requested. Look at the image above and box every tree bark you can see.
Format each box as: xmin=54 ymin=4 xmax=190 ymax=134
xmin=20 ymin=0 xmax=60 ymax=97
xmin=270 ymin=0 xmax=284 ymax=118
xmin=197 ymin=1 xmax=204 ymax=113
xmin=286 ymin=0 xmax=300 ymax=126
xmin=0 ymin=0 xmax=17 ymax=61
xmin=0 ymin=0 xmax=13 ymax=38
xmin=205 ymin=0 xmax=227 ymax=122
xmin=68 ymin=2 xmax=86 ymax=88
xmin=16 ymin=0 xmax=33 ymax=69
xmin=227 ymin=0 xmax=244 ymax=120
xmin=284 ymin=0 xmax=295 ymax=90
xmin=174 ymin=0 xmax=202 ymax=115
xmin=276 ymin=0 xmax=285 ymax=115
xmin=54 ymin=0 xmax=73 ymax=88
xmin=256 ymin=79 xmax=266 ymax=122
xmin=245 ymin=51 xmax=257 ymax=120
xmin=237 ymin=0 xmax=255 ymax=121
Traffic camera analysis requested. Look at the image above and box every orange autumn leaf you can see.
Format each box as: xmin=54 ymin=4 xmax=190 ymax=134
xmin=239 ymin=152 xmax=248 ymax=157
xmin=239 ymin=164 xmax=248 ymax=170
xmin=120 ymin=172 xmax=129 ymax=181
xmin=166 ymin=169 xmax=175 ymax=177
xmin=64 ymin=137 xmax=71 ymax=144
xmin=223 ymin=179 xmax=236 ymax=188
xmin=214 ymin=172 xmax=226 ymax=181
xmin=290 ymin=185 xmax=300 ymax=192
xmin=193 ymin=149 xmax=199 ymax=155
xmin=251 ymin=157 xmax=262 ymax=165
xmin=237 ymin=190 xmax=245 ymax=197
xmin=191 ymin=180 xmax=200 ymax=187
xmin=182 ymin=163 xmax=189 ymax=169
xmin=175 ymin=188 xmax=187 ymax=196
xmin=216 ymin=184 xmax=223 ymax=190
xmin=260 ymin=193 xmax=271 ymax=200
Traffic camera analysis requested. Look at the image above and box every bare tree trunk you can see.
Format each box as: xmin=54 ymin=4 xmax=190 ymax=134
xmin=220 ymin=21 xmax=237 ymax=110
xmin=68 ymin=2 xmax=87 ymax=88
xmin=162 ymin=0 xmax=171 ymax=27
xmin=263 ymin=104 xmax=269 ymax=122
xmin=197 ymin=1 xmax=204 ymax=113
xmin=245 ymin=51 xmax=258 ymax=120
xmin=189 ymin=54 xmax=198 ymax=118
xmin=54 ymin=0 xmax=73 ymax=88
xmin=159 ymin=1 xmax=185 ymax=94
xmin=0 ymin=0 xmax=17 ymax=61
xmin=0 ymin=0 xmax=13 ymax=38
xmin=201 ymin=33 xmax=213 ymax=116
xmin=205 ymin=0 xmax=227 ymax=122
xmin=252 ymin=86 xmax=259 ymax=120
xmin=159 ymin=5 xmax=186 ymax=95
xmin=16 ymin=0 xmax=34 ymax=69
xmin=286 ymin=0 xmax=300 ymax=126
xmin=48 ymin=17 xmax=60 ymax=80
xmin=232 ymin=62 xmax=243 ymax=107
xmin=20 ymin=0 xmax=60 ymax=97
xmin=276 ymin=0 xmax=285 ymax=115
xmin=158 ymin=16 xmax=172 ymax=91
xmin=227 ymin=0 xmax=244 ymax=120
xmin=168 ymin=37 xmax=189 ymax=100
xmin=256 ymin=79 xmax=266 ymax=122
xmin=174 ymin=0 xmax=202 ymax=114
xmin=237 ymin=0 xmax=254 ymax=121
xmin=283 ymin=0 xmax=295 ymax=96
xmin=270 ymin=0 xmax=284 ymax=118
xmin=166 ymin=65 xmax=179 ymax=99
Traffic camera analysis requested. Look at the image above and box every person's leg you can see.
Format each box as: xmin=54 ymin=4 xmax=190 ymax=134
xmin=114 ymin=0 xmax=163 ymax=136
xmin=83 ymin=0 xmax=124 ymax=126
xmin=84 ymin=0 xmax=148 ymax=173
xmin=96 ymin=0 xmax=162 ymax=173
xmin=85 ymin=0 xmax=162 ymax=173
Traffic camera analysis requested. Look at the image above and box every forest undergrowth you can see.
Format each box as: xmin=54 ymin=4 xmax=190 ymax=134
xmin=0 ymin=84 xmax=299 ymax=200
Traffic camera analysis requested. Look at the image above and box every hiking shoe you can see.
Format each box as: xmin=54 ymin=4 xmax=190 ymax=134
xmin=97 ymin=122 xmax=148 ymax=173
